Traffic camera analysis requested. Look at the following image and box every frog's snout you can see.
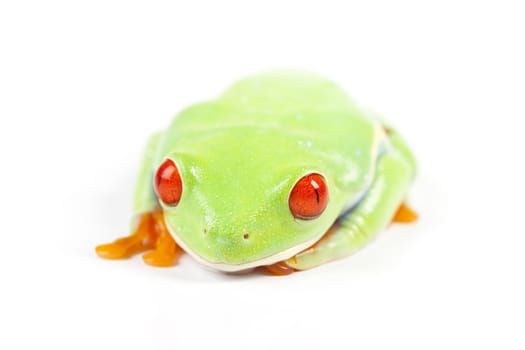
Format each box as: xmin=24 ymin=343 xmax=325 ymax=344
xmin=202 ymin=226 xmax=260 ymax=263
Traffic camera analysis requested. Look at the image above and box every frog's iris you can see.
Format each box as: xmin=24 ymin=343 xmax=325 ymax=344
xmin=288 ymin=173 xmax=328 ymax=220
xmin=154 ymin=158 xmax=183 ymax=206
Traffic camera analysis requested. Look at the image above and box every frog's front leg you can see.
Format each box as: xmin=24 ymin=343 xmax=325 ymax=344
xmin=96 ymin=209 xmax=180 ymax=267
xmin=95 ymin=132 xmax=182 ymax=267
xmin=95 ymin=211 xmax=157 ymax=259
xmin=285 ymin=148 xmax=416 ymax=271
xmin=141 ymin=211 xmax=180 ymax=267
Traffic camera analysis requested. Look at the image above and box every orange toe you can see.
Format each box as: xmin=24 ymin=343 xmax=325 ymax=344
xmin=141 ymin=211 xmax=180 ymax=267
xmin=95 ymin=237 xmax=155 ymax=260
xmin=265 ymin=261 xmax=296 ymax=276
xmin=142 ymin=251 xmax=178 ymax=267
xmin=96 ymin=210 xmax=182 ymax=268
xmin=95 ymin=242 xmax=131 ymax=259
xmin=95 ymin=212 xmax=157 ymax=260
xmin=392 ymin=203 xmax=418 ymax=223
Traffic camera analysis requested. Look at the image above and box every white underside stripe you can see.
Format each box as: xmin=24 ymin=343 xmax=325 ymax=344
xmin=165 ymin=221 xmax=328 ymax=272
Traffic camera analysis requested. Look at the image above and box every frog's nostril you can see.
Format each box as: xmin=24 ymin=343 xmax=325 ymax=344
xmin=243 ymin=233 xmax=250 ymax=240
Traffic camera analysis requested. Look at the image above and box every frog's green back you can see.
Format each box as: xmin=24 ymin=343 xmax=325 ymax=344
xmin=222 ymin=70 xmax=354 ymax=111
xmin=156 ymin=71 xmax=384 ymax=268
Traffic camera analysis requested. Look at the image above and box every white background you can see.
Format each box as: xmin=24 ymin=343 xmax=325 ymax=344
xmin=1 ymin=1 xmax=524 ymax=349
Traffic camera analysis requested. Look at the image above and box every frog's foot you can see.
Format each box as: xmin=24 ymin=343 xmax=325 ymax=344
xmin=96 ymin=211 xmax=181 ymax=267
xmin=264 ymin=226 xmax=340 ymax=275
xmin=96 ymin=212 xmax=157 ymax=259
xmin=264 ymin=261 xmax=296 ymax=276
xmin=142 ymin=211 xmax=181 ymax=267
xmin=392 ymin=203 xmax=418 ymax=223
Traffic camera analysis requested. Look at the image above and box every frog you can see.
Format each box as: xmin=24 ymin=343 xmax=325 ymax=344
xmin=95 ymin=71 xmax=417 ymax=275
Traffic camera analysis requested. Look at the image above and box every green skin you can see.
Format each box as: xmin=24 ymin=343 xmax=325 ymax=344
xmin=133 ymin=71 xmax=416 ymax=271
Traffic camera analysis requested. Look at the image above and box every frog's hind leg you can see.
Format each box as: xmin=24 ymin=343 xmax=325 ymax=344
xmin=383 ymin=124 xmax=416 ymax=177
xmin=384 ymin=125 xmax=418 ymax=224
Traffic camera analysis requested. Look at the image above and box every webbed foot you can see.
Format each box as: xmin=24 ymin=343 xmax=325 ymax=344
xmin=96 ymin=210 xmax=181 ymax=267
xmin=96 ymin=213 xmax=157 ymax=259
xmin=141 ymin=211 xmax=180 ymax=267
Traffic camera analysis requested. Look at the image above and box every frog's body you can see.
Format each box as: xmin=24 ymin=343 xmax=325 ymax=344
xmin=96 ymin=71 xmax=417 ymax=274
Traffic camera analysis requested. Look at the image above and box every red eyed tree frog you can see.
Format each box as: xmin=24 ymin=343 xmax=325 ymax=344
xmin=96 ymin=71 xmax=417 ymax=275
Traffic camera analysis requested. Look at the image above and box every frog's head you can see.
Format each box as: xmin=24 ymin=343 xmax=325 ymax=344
xmin=156 ymin=127 xmax=353 ymax=272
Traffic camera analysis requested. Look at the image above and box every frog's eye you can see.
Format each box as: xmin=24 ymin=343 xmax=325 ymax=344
xmin=289 ymin=173 xmax=328 ymax=220
xmin=154 ymin=159 xmax=183 ymax=206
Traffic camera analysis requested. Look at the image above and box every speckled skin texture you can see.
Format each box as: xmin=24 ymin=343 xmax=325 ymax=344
xmin=132 ymin=71 xmax=415 ymax=270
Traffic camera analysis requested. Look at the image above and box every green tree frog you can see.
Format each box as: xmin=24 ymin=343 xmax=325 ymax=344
xmin=96 ymin=71 xmax=417 ymax=275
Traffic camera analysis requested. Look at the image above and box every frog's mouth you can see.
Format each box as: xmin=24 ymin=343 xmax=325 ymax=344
xmin=164 ymin=186 xmax=370 ymax=272
xmin=165 ymin=223 xmax=327 ymax=272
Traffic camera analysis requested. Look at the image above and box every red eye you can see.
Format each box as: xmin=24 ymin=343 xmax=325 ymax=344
xmin=289 ymin=173 xmax=328 ymax=219
xmin=154 ymin=159 xmax=183 ymax=206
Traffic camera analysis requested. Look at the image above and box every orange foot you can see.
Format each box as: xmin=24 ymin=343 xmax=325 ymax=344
xmin=96 ymin=210 xmax=181 ymax=267
xmin=264 ymin=261 xmax=296 ymax=276
xmin=392 ymin=203 xmax=418 ymax=223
